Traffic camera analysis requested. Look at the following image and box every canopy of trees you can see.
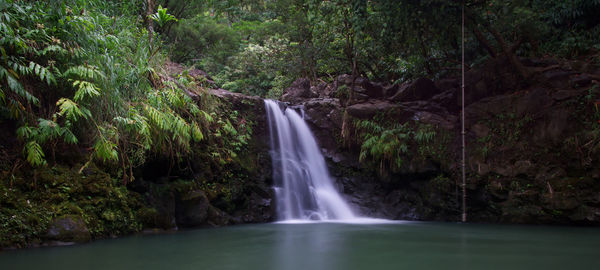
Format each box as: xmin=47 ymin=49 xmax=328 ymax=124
xmin=161 ymin=0 xmax=599 ymax=96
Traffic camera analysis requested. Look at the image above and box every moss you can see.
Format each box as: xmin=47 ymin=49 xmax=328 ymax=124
xmin=0 ymin=163 xmax=143 ymax=248
xmin=137 ymin=207 xmax=160 ymax=228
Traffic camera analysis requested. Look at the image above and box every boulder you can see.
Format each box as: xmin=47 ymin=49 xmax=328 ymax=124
xmin=570 ymin=74 xmax=592 ymax=88
xmin=207 ymin=205 xmax=231 ymax=226
xmin=532 ymin=108 xmax=571 ymax=144
xmin=355 ymin=77 xmax=384 ymax=98
xmin=281 ymin=78 xmax=318 ymax=102
xmin=345 ymin=101 xmax=403 ymax=119
xmin=336 ymin=75 xmax=383 ymax=99
xmin=514 ymin=88 xmax=553 ymax=117
xmin=435 ymin=77 xmax=460 ymax=91
xmin=521 ymin=57 xmax=559 ymax=67
xmin=176 ymin=190 xmax=209 ymax=227
xmin=304 ymin=98 xmax=344 ymax=130
xmin=311 ymin=81 xmax=330 ymax=98
xmin=389 ymin=78 xmax=441 ymax=102
xmin=46 ymin=216 xmax=91 ymax=244
xmin=541 ymin=68 xmax=578 ymax=89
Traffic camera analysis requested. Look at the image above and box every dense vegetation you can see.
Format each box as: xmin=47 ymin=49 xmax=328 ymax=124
xmin=0 ymin=0 xmax=255 ymax=248
xmin=1 ymin=0 xmax=599 ymax=248
xmin=163 ymin=0 xmax=599 ymax=96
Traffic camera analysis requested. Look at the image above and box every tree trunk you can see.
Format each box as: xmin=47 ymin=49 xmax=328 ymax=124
xmin=146 ymin=0 xmax=155 ymax=49
xmin=472 ymin=27 xmax=497 ymax=58
xmin=486 ymin=27 xmax=530 ymax=79
xmin=465 ymin=8 xmax=530 ymax=80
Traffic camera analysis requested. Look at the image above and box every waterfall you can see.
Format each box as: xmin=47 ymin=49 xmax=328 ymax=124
xmin=265 ymin=99 xmax=355 ymax=221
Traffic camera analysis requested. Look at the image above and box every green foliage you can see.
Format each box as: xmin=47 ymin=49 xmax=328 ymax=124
xmin=0 ymin=165 xmax=143 ymax=248
xmin=151 ymin=5 xmax=178 ymax=28
xmin=354 ymin=118 xmax=439 ymax=176
xmin=167 ymin=15 xmax=240 ymax=65
xmin=161 ymin=0 xmax=599 ymax=94
xmin=0 ymin=0 xmax=222 ymax=180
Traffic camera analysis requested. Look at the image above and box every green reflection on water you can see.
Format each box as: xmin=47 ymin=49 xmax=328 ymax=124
xmin=1 ymin=222 xmax=599 ymax=270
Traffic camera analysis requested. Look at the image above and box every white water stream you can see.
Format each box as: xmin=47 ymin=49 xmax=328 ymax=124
xmin=265 ymin=99 xmax=355 ymax=221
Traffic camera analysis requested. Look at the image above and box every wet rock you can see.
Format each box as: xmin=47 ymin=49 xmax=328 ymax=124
xmin=552 ymin=193 xmax=580 ymax=210
xmin=514 ymin=88 xmax=553 ymax=117
xmin=435 ymin=77 xmax=460 ymax=91
xmin=412 ymin=111 xmax=456 ymax=130
xmin=45 ymin=216 xmax=91 ymax=244
xmin=570 ymin=74 xmax=592 ymax=88
xmin=465 ymin=95 xmax=513 ymax=122
xmin=542 ymin=68 xmax=578 ymax=89
xmin=513 ymin=160 xmax=534 ymax=177
xmin=569 ymin=206 xmax=600 ymax=224
xmin=207 ymin=205 xmax=231 ymax=226
xmin=521 ymin=57 xmax=559 ymax=67
xmin=384 ymin=84 xmax=400 ymax=98
xmin=176 ymin=190 xmax=209 ymax=227
xmin=345 ymin=101 xmax=403 ymax=119
xmin=430 ymin=89 xmax=459 ymax=113
xmin=389 ymin=78 xmax=441 ymax=102
xmin=552 ymin=89 xmax=588 ymax=101
xmin=357 ymin=77 xmax=384 ymax=98
xmin=311 ymin=81 xmax=330 ymax=98
xmin=471 ymin=123 xmax=490 ymax=138
xmin=532 ymin=108 xmax=570 ymax=144
xmin=281 ymin=78 xmax=318 ymax=102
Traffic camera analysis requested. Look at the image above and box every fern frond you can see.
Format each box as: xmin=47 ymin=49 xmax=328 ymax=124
xmin=191 ymin=122 xmax=204 ymax=141
xmin=62 ymin=128 xmax=78 ymax=144
xmin=36 ymin=118 xmax=63 ymax=141
xmin=28 ymin=61 xmax=56 ymax=85
xmin=24 ymin=141 xmax=46 ymax=166
xmin=63 ymin=65 xmax=104 ymax=81
xmin=94 ymin=137 xmax=118 ymax=162
xmin=200 ymin=110 xmax=214 ymax=123
xmin=38 ymin=45 xmax=68 ymax=56
xmin=144 ymin=105 xmax=170 ymax=130
xmin=5 ymin=71 xmax=39 ymax=104
xmin=72 ymin=80 xmax=100 ymax=101
xmin=56 ymin=98 xmax=87 ymax=121
xmin=16 ymin=125 xmax=37 ymax=140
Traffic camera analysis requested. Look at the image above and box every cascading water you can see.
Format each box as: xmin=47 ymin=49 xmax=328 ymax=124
xmin=265 ymin=99 xmax=355 ymax=221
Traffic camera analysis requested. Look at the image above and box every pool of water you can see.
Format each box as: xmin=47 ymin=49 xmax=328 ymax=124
xmin=1 ymin=221 xmax=599 ymax=270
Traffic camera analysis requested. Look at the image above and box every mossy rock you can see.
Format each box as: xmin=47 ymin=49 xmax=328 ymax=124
xmin=45 ymin=215 xmax=91 ymax=243
xmin=176 ymin=190 xmax=209 ymax=227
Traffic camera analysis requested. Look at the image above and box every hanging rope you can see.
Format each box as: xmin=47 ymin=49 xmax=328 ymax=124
xmin=461 ymin=0 xmax=467 ymax=223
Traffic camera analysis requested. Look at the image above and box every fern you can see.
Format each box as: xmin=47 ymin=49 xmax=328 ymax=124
xmin=72 ymin=80 xmax=100 ymax=101
xmin=94 ymin=137 xmax=118 ymax=162
xmin=191 ymin=122 xmax=204 ymax=141
xmin=28 ymin=61 xmax=56 ymax=85
xmin=56 ymin=98 xmax=89 ymax=121
xmin=3 ymin=67 xmax=39 ymax=105
xmin=145 ymin=105 xmax=170 ymax=131
xmin=16 ymin=125 xmax=38 ymax=140
xmin=37 ymin=45 xmax=68 ymax=56
xmin=36 ymin=118 xmax=63 ymax=142
xmin=24 ymin=141 xmax=46 ymax=167
xmin=63 ymin=65 xmax=104 ymax=81
xmin=62 ymin=127 xmax=78 ymax=144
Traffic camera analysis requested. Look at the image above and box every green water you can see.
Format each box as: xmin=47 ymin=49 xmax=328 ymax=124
xmin=1 ymin=222 xmax=599 ymax=270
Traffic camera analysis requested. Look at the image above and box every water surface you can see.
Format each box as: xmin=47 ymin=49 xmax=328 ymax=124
xmin=1 ymin=222 xmax=599 ymax=270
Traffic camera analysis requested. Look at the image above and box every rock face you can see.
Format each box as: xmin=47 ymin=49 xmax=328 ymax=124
xmin=130 ymin=75 xmax=274 ymax=232
xmin=45 ymin=216 xmax=91 ymax=244
xmin=388 ymin=78 xmax=441 ymax=102
xmin=282 ymin=78 xmax=318 ymax=103
xmin=282 ymin=56 xmax=600 ymax=225
xmin=176 ymin=190 xmax=210 ymax=227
